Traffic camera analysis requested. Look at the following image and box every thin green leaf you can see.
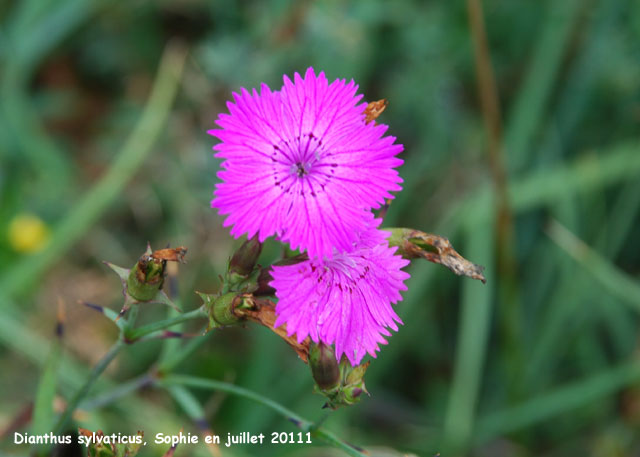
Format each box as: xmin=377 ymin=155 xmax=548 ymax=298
xmin=546 ymin=220 xmax=640 ymax=313
xmin=31 ymin=340 xmax=61 ymax=441
xmin=475 ymin=360 xmax=640 ymax=442
xmin=441 ymin=219 xmax=495 ymax=453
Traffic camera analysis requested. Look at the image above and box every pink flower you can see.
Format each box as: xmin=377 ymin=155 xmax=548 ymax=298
xmin=209 ymin=68 xmax=404 ymax=259
xmin=270 ymin=223 xmax=410 ymax=365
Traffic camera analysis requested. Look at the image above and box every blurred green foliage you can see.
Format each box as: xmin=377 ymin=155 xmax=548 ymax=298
xmin=1 ymin=0 xmax=640 ymax=456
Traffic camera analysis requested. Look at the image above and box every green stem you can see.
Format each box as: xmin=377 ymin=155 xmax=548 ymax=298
xmin=161 ymin=374 xmax=309 ymax=425
xmin=126 ymin=307 xmax=207 ymax=341
xmin=442 ymin=220 xmax=495 ymax=453
xmin=159 ymin=374 xmax=367 ymax=457
xmin=53 ymin=340 xmax=125 ymax=434
xmin=122 ymin=304 xmax=140 ymax=335
xmin=80 ymin=373 xmax=154 ymax=411
xmin=157 ymin=326 xmax=210 ymax=373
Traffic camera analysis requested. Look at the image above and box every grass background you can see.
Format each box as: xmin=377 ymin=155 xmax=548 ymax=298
xmin=1 ymin=0 xmax=640 ymax=456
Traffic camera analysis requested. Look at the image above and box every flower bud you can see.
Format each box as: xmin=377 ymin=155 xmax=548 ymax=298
xmin=311 ymin=350 xmax=370 ymax=409
xmin=253 ymin=267 xmax=275 ymax=296
xmin=229 ymin=235 xmax=263 ymax=277
xmin=344 ymin=360 xmax=369 ymax=386
xmin=309 ymin=343 xmax=340 ymax=391
xmin=338 ymin=359 xmax=370 ymax=407
xmin=199 ymin=292 xmax=254 ymax=328
xmin=123 ymin=246 xmax=187 ymax=302
xmin=253 ymin=255 xmax=309 ymax=296
xmin=127 ymin=253 xmax=166 ymax=302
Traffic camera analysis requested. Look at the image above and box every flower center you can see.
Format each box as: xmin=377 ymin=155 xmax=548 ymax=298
xmin=294 ymin=162 xmax=309 ymax=177
xmin=269 ymin=132 xmax=339 ymax=197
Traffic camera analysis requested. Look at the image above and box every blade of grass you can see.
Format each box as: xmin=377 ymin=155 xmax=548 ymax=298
xmin=467 ymin=0 xmax=521 ymax=401
xmin=525 ymin=221 xmax=638 ymax=392
xmin=521 ymin=0 xmax=626 ymax=388
xmin=31 ymin=318 xmax=63 ymax=451
xmin=516 ymin=0 xmax=626 ymax=386
xmin=597 ymin=178 xmax=640 ymax=257
xmin=6 ymin=0 xmax=104 ymax=73
xmin=546 ymin=220 xmax=640 ymax=313
xmin=2 ymin=0 xmax=107 ymax=189
xmin=525 ymin=213 xmax=640 ymax=388
xmin=535 ymin=0 xmax=625 ymax=169
xmin=521 ymin=197 xmax=580 ymax=391
xmin=441 ymin=216 xmax=494 ymax=453
xmin=474 ymin=359 xmax=640 ymax=442
xmin=523 ymin=275 xmax=585 ymax=391
xmin=461 ymin=141 xmax=640 ymax=227
xmin=508 ymin=142 xmax=640 ymax=217
xmin=0 ymin=41 xmax=188 ymax=299
xmin=505 ymin=0 xmax=582 ymax=174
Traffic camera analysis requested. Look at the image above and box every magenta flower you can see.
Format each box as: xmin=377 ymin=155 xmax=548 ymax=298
xmin=270 ymin=223 xmax=410 ymax=366
xmin=209 ymin=67 xmax=404 ymax=259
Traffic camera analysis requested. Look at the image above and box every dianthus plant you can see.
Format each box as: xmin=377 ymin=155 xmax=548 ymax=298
xmin=47 ymin=63 xmax=485 ymax=457
xmin=210 ymin=68 xmax=410 ymax=366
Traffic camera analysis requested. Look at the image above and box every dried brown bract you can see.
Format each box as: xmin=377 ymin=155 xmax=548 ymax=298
xmin=364 ymin=99 xmax=388 ymax=124
xmin=243 ymin=298 xmax=310 ymax=362
xmin=150 ymin=246 xmax=188 ymax=263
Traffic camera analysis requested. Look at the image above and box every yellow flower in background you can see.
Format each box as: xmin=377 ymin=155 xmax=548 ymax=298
xmin=8 ymin=213 xmax=50 ymax=253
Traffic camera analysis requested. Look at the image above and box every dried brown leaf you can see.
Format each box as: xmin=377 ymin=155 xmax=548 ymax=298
xmin=391 ymin=228 xmax=486 ymax=283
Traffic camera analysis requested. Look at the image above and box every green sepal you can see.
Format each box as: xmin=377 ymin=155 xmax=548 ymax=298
xmin=198 ymin=292 xmax=247 ymax=329
xmin=104 ymin=261 xmax=131 ymax=282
